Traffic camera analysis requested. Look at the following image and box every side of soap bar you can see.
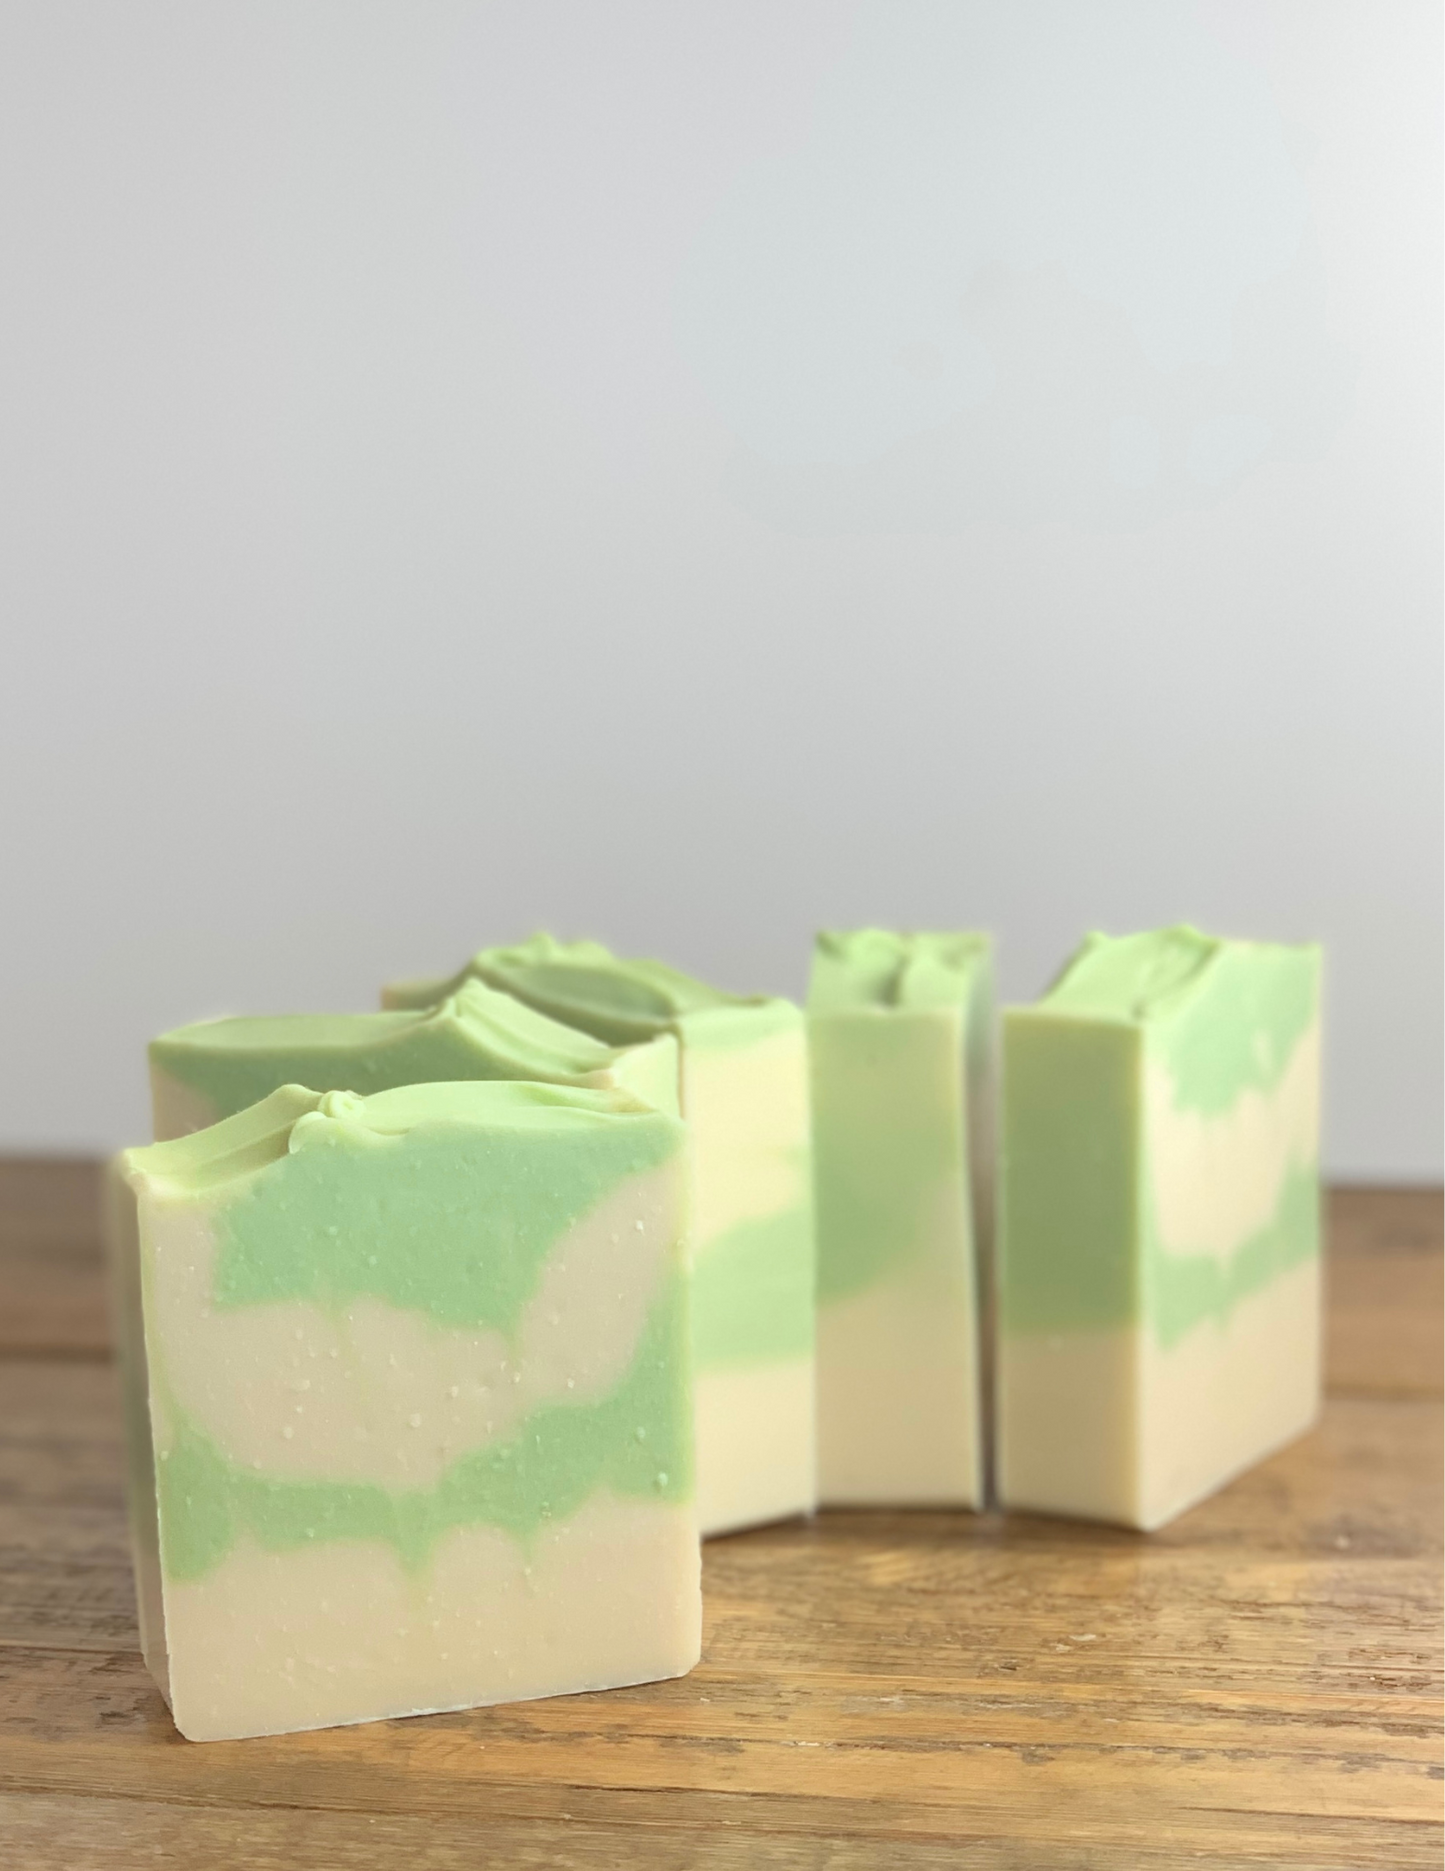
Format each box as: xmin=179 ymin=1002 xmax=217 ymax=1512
xmin=679 ymin=1001 xmax=816 ymax=1535
xmin=149 ymin=978 xmax=679 ymax=1139
xmin=108 ymin=1080 xmax=700 ymax=1741
xmin=807 ymin=930 xmax=992 ymax=1508
xmin=384 ymin=934 xmax=818 ymax=1537
xmin=997 ymin=926 xmax=1322 ymax=1530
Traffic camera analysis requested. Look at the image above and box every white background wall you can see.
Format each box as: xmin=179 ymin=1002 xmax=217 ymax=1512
xmin=0 ymin=1 xmax=1439 ymax=1175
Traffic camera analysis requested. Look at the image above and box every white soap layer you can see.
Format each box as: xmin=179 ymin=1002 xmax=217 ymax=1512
xmin=684 ymin=1025 xmax=812 ymax=1248
xmin=817 ymin=1242 xmax=982 ymax=1507
xmin=999 ymin=1256 xmax=1321 ymax=1530
xmin=694 ymin=1358 xmax=816 ymax=1536
xmin=162 ymin=1496 xmax=701 ymax=1741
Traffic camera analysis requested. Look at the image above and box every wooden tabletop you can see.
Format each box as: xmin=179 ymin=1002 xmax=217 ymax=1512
xmin=0 ymin=1165 xmax=1439 ymax=1870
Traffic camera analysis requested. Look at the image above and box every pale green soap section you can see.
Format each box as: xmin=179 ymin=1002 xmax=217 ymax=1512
xmin=807 ymin=931 xmax=992 ymax=1305
xmin=689 ymin=1207 xmax=815 ymax=1366
xmin=1043 ymin=927 xmax=1318 ymax=1116
xmin=127 ymin=1081 xmax=680 ymax=1332
xmin=1000 ymin=925 xmax=1321 ymax=1345
xmin=383 ymin=935 xmax=814 ymax=1374
xmin=150 ymin=978 xmax=678 ymax=1127
xmin=1001 ymin=1014 xmax=1142 ymax=1333
xmin=112 ymin=1081 xmax=693 ymax=1584
xmin=1147 ymin=1159 xmax=1319 ymax=1349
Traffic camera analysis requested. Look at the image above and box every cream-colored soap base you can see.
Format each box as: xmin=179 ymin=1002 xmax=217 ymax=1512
xmin=149 ymin=1069 xmax=221 ymax=1144
xmin=160 ymin=1496 xmax=700 ymax=1742
xmin=999 ymin=1257 xmax=1321 ymax=1531
xmin=683 ymin=1026 xmax=811 ymax=1251
xmin=695 ymin=1358 xmax=816 ymax=1537
xmin=816 ymin=1267 xmax=982 ymax=1508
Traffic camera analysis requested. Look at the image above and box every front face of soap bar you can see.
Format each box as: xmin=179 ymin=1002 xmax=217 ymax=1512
xmin=149 ymin=978 xmax=679 ymax=1140
xmin=998 ymin=926 xmax=1322 ymax=1531
xmin=807 ymin=930 xmax=991 ymax=1508
xmin=108 ymin=1081 xmax=699 ymax=1741
xmin=383 ymin=935 xmax=818 ymax=1537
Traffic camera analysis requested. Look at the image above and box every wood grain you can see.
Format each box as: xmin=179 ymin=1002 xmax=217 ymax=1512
xmin=0 ymin=1159 xmax=109 ymax=1358
xmin=0 ymin=1170 xmax=1439 ymax=1869
xmin=1326 ymin=1187 xmax=1443 ymax=1399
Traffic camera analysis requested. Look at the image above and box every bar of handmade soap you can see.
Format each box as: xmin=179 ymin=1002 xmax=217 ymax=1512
xmin=998 ymin=926 xmax=1322 ymax=1530
xmin=107 ymin=1081 xmax=699 ymax=1741
xmin=807 ymin=930 xmax=992 ymax=1507
xmin=386 ymin=935 xmax=816 ymax=1537
xmin=149 ymin=978 xmax=678 ymax=1139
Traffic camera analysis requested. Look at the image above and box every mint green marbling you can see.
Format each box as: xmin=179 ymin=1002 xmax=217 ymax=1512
xmin=114 ymin=1081 xmax=692 ymax=1583
xmin=1001 ymin=927 xmax=1321 ymax=1343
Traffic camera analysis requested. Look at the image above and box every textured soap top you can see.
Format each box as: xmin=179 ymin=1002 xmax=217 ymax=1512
xmin=150 ymin=978 xmax=652 ymax=1116
xmin=387 ymin=931 xmax=789 ymax=1048
xmin=808 ymin=929 xmax=991 ymax=1013
xmin=123 ymin=1079 xmax=679 ymax=1201
xmin=118 ymin=1079 xmax=686 ymax=1342
xmin=1024 ymin=925 xmax=1321 ymax=1121
xmin=1041 ymin=926 xmax=1320 ymax=1026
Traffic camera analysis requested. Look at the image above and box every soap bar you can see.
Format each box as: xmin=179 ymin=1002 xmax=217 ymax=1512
xmin=807 ymin=930 xmax=992 ymax=1507
xmin=149 ymin=979 xmax=678 ymax=1140
xmin=998 ymin=926 xmax=1322 ymax=1530
xmin=386 ymin=934 xmax=816 ymax=1537
xmin=107 ymin=1080 xmax=699 ymax=1741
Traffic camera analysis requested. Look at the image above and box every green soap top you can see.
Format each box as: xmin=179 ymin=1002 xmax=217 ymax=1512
xmin=1041 ymin=924 xmax=1316 ymax=1026
xmin=128 ymin=1078 xmax=668 ymax=1192
xmin=121 ymin=1080 xmax=682 ymax=1333
xmin=386 ymin=931 xmax=794 ymax=1049
xmin=126 ymin=1085 xmax=324 ymax=1196
xmin=1041 ymin=925 xmax=1218 ymax=1020
xmin=150 ymin=978 xmax=668 ymax=1120
xmin=808 ymin=929 xmax=991 ymax=1012
xmin=1029 ymin=924 xmax=1321 ymax=1115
